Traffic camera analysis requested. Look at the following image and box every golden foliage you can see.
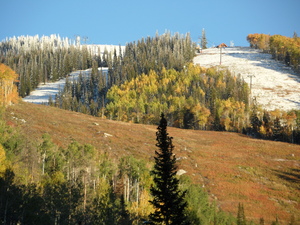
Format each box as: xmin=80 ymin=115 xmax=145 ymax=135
xmin=246 ymin=33 xmax=270 ymax=49
xmin=106 ymin=63 xmax=249 ymax=130
xmin=0 ymin=144 xmax=7 ymax=173
xmin=247 ymin=33 xmax=300 ymax=72
xmin=128 ymin=189 xmax=154 ymax=221
xmin=0 ymin=64 xmax=19 ymax=107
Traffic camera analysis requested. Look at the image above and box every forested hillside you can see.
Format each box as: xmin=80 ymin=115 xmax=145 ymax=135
xmin=52 ymin=33 xmax=249 ymax=131
xmin=53 ymin=32 xmax=197 ymax=118
xmin=1 ymin=102 xmax=299 ymax=224
xmin=105 ymin=64 xmax=249 ymax=131
xmin=52 ymin=33 xmax=300 ymax=144
xmin=55 ymin=63 xmax=249 ymax=131
xmin=0 ymin=34 xmax=116 ymax=97
xmin=2 ymin=33 xmax=300 ymax=144
xmin=0 ymin=101 xmax=240 ymax=225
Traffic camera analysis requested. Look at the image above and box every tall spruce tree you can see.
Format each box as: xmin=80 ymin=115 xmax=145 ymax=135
xmin=201 ymin=28 xmax=207 ymax=49
xmin=149 ymin=113 xmax=189 ymax=225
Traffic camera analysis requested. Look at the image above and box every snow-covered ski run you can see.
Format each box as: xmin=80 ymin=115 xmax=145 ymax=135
xmin=194 ymin=47 xmax=300 ymax=111
xmin=23 ymin=68 xmax=108 ymax=104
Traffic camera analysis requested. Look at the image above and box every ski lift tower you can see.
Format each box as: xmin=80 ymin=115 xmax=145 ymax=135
xmin=217 ymin=43 xmax=228 ymax=65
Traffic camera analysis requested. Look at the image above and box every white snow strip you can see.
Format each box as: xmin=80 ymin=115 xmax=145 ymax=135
xmin=22 ymin=44 xmax=123 ymax=104
xmin=194 ymin=47 xmax=300 ymax=111
xmin=23 ymin=68 xmax=108 ymax=104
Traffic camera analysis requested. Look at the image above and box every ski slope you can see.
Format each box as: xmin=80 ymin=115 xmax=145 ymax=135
xmin=23 ymin=68 xmax=108 ymax=104
xmin=23 ymin=44 xmax=120 ymax=104
xmin=194 ymin=47 xmax=300 ymax=111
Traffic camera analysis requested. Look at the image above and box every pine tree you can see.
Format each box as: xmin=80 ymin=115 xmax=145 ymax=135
xmin=293 ymin=31 xmax=298 ymax=39
xmin=262 ymin=111 xmax=272 ymax=139
xmin=149 ymin=113 xmax=189 ymax=225
xmin=273 ymin=117 xmax=283 ymax=141
xmin=271 ymin=216 xmax=280 ymax=225
xmin=250 ymin=105 xmax=262 ymax=137
xmin=201 ymin=28 xmax=207 ymax=49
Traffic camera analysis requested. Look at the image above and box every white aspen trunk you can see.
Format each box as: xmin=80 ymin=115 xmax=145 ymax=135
xmin=136 ymin=179 xmax=139 ymax=204
xmin=127 ymin=176 xmax=130 ymax=202
xmin=123 ymin=176 xmax=127 ymax=202
xmin=67 ymin=161 xmax=70 ymax=181
xmin=42 ymin=151 xmax=46 ymax=175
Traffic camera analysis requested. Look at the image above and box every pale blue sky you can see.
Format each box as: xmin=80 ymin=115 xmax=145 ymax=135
xmin=1 ymin=0 xmax=299 ymax=46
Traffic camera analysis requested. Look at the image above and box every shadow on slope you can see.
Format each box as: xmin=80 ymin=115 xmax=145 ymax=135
xmin=226 ymin=47 xmax=300 ymax=84
xmin=285 ymin=99 xmax=300 ymax=109
xmin=273 ymin=168 xmax=300 ymax=189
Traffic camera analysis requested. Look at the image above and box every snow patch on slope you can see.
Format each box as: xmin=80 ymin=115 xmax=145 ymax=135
xmin=23 ymin=68 xmax=108 ymax=104
xmin=193 ymin=47 xmax=300 ymax=111
xmin=23 ymin=44 xmax=121 ymax=104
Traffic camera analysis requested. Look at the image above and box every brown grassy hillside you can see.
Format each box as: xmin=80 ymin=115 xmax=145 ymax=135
xmin=5 ymin=102 xmax=300 ymax=224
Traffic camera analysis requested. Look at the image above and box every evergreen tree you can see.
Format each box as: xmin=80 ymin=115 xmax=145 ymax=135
xmin=0 ymin=169 xmax=23 ymax=224
xmin=149 ymin=113 xmax=189 ymax=225
xmin=260 ymin=217 xmax=265 ymax=225
xmin=273 ymin=117 xmax=283 ymax=141
xmin=293 ymin=31 xmax=298 ymax=39
xmin=201 ymin=28 xmax=207 ymax=49
xmin=250 ymin=102 xmax=262 ymax=137
xmin=262 ymin=111 xmax=272 ymax=139
xmin=271 ymin=216 xmax=280 ymax=225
